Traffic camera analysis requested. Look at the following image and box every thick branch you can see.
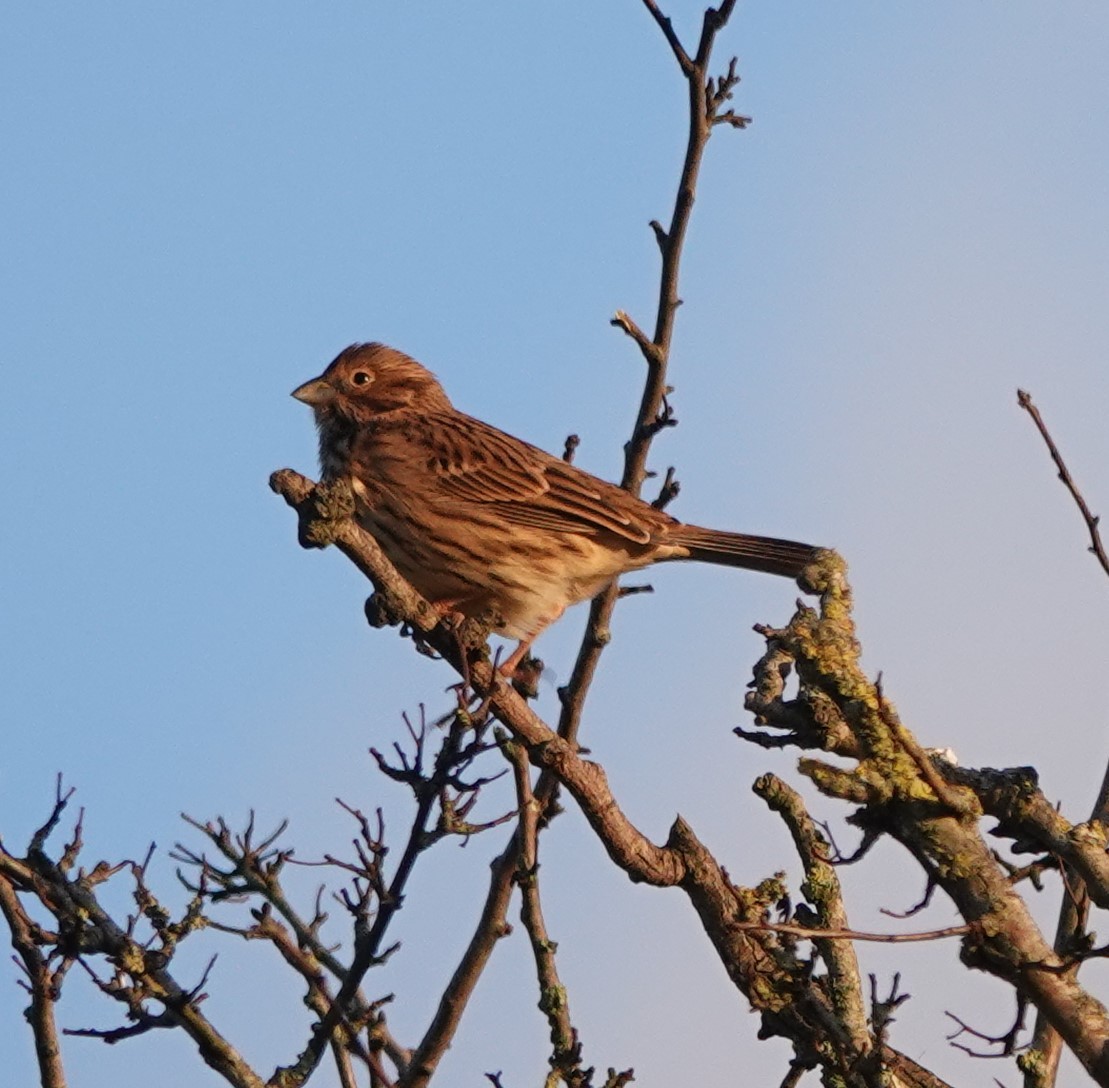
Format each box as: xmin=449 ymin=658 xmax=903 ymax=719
xmin=1025 ymin=742 xmax=1109 ymax=1087
xmin=750 ymin=554 xmax=1109 ymax=1085
xmin=755 ymin=775 xmax=871 ymax=1065
xmin=0 ymin=874 xmax=68 ymax=1088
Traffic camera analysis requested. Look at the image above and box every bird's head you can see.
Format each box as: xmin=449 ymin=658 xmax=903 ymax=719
xmin=292 ymin=343 xmax=453 ymax=424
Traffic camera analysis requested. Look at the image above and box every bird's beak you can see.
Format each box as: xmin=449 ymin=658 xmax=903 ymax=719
xmin=291 ymin=376 xmax=335 ymax=407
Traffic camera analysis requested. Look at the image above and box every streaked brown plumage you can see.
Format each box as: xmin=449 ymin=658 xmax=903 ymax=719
xmin=293 ymin=343 xmax=817 ymax=652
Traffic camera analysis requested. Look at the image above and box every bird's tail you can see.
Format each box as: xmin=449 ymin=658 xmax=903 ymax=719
xmin=668 ymin=525 xmax=818 ymax=579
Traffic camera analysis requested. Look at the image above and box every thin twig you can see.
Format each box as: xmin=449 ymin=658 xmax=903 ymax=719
xmin=731 ymin=920 xmax=971 ymax=944
xmin=639 ymin=0 xmax=693 ymax=73
xmin=1017 ymin=389 xmax=1109 ymax=579
xmin=945 ymin=1004 xmax=1027 ymax=1060
xmin=869 ymin=973 xmax=911 ymax=1046
xmin=505 ymin=739 xmax=582 ymax=1078
xmin=875 ymin=676 xmax=974 ymax=816
xmin=560 ymin=0 xmax=745 ymax=741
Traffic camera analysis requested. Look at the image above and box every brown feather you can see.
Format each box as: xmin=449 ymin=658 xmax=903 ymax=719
xmin=663 ymin=526 xmax=817 ymax=578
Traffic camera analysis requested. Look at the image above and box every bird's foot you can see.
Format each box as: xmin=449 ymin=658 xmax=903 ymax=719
xmin=506 ymin=653 xmax=544 ymax=700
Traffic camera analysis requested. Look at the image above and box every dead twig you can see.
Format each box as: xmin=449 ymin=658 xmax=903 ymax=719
xmin=1017 ymin=389 xmax=1109 ymax=579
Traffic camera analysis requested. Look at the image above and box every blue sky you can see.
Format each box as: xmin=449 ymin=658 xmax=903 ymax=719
xmin=3 ymin=3 xmax=1109 ymax=1086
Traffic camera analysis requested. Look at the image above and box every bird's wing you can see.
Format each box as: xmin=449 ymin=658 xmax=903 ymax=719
xmin=389 ymin=413 xmax=662 ymax=544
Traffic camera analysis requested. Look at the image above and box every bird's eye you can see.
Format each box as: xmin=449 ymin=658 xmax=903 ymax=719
xmin=351 ymin=371 xmax=373 ymax=386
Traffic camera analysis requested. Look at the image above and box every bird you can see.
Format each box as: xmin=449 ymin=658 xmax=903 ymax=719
xmin=292 ymin=343 xmax=818 ymax=667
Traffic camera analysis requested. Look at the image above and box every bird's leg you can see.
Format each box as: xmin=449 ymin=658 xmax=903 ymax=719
xmin=498 ymin=602 xmax=567 ymax=677
xmin=495 ymin=641 xmax=543 ymax=701
xmin=499 ymin=639 xmax=535 ymax=676
xmin=498 ymin=606 xmax=565 ymax=697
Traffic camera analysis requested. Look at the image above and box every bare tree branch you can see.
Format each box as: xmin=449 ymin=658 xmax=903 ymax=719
xmin=561 ymin=0 xmax=748 ymax=745
xmin=755 ymin=774 xmax=871 ymax=1067
xmin=399 ymin=843 xmax=514 ymax=1088
xmin=751 ymin=564 xmax=1109 ymax=1085
xmin=730 ymin=919 xmax=971 ymax=944
xmin=1017 ymin=388 xmax=1109 ymax=580
xmin=1 ymin=815 xmax=267 ymax=1088
xmin=504 ymin=738 xmax=586 ymax=1084
xmin=0 ymin=873 xmax=68 ymax=1088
